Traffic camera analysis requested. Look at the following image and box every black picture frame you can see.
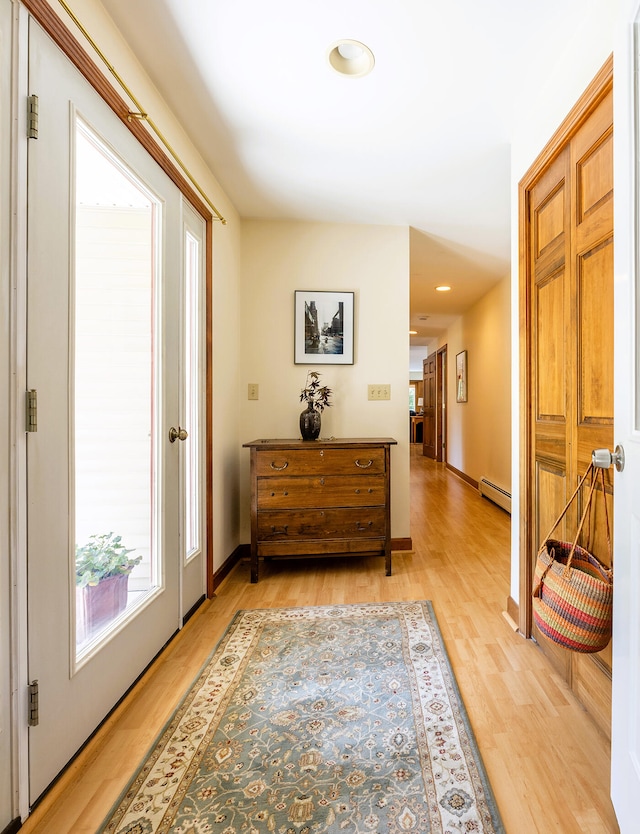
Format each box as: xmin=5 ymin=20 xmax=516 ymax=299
xmin=294 ymin=290 xmax=354 ymax=365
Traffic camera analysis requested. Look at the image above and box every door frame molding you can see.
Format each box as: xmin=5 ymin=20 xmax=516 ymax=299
xmin=517 ymin=55 xmax=613 ymax=639
xmin=18 ymin=0 xmax=216 ymax=599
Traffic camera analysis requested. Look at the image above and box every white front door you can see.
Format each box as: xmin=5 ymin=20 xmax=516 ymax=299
xmin=611 ymin=3 xmax=640 ymax=829
xmin=25 ymin=20 xmax=203 ymax=802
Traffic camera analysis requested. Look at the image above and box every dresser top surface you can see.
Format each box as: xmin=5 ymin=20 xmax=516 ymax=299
xmin=243 ymin=437 xmax=397 ymax=450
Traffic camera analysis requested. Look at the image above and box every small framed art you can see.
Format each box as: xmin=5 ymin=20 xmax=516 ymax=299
xmin=456 ymin=350 xmax=468 ymax=402
xmin=294 ymin=290 xmax=354 ymax=365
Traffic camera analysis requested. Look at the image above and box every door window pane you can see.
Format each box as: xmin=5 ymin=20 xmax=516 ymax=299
xmin=74 ymin=118 xmax=161 ymax=658
xmin=184 ymin=230 xmax=201 ymax=560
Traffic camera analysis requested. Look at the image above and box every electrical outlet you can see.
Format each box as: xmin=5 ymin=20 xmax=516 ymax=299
xmin=248 ymin=383 xmax=259 ymax=400
xmin=368 ymin=384 xmax=391 ymax=401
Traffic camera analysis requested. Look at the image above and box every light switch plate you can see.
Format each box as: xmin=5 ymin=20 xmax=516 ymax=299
xmin=368 ymin=384 xmax=391 ymax=400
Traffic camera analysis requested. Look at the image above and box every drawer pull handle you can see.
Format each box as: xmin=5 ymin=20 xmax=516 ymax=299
xmin=355 ymin=459 xmax=373 ymax=469
xmin=356 ymin=521 xmax=373 ymax=531
xmin=355 ymin=488 xmax=361 ymax=494
xmin=270 ymin=525 xmax=288 ymax=536
xmin=270 ymin=460 xmax=289 ymax=471
xmin=319 ymin=478 xmax=325 ymax=486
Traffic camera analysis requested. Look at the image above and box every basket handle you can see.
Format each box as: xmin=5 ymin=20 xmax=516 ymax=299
xmin=583 ymin=465 xmax=611 ymax=562
xmin=564 ymin=466 xmax=601 ymax=571
xmin=539 ymin=463 xmax=594 ymax=546
xmin=600 ymin=465 xmax=612 ymax=561
xmin=537 ymin=462 xmax=611 ymax=567
xmin=533 ymin=464 xmax=612 ymax=594
xmin=533 ymin=465 xmax=593 ymax=595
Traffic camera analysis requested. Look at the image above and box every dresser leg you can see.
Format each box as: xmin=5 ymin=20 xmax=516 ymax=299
xmin=385 ymin=550 xmax=392 ymax=576
xmin=251 ymin=553 xmax=258 ymax=583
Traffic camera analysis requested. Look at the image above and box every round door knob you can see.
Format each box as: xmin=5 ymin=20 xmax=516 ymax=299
xmin=169 ymin=426 xmax=188 ymax=443
xmin=592 ymin=445 xmax=625 ymax=472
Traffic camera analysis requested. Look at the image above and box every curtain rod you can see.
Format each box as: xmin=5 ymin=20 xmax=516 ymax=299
xmin=57 ymin=0 xmax=227 ymax=224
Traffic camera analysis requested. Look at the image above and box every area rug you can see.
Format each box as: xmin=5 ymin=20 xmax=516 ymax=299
xmin=99 ymin=601 xmax=505 ymax=834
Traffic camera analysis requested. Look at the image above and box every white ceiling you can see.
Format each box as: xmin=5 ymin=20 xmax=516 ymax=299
xmin=98 ymin=0 xmax=585 ymax=351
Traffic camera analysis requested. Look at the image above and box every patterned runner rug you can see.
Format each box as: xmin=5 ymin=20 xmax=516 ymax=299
xmin=100 ymin=601 xmax=505 ymax=834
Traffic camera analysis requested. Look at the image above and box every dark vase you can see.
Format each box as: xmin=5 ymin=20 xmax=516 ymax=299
xmin=300 ymin=405 xmax=321 ymax=440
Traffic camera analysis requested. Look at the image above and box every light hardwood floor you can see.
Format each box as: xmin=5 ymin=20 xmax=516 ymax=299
xmin=21 ymin=450 xmax=619 ymax=833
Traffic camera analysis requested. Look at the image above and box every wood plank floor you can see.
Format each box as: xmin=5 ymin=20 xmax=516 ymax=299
xmin=21 ymin=450 xmax=620 ymax=833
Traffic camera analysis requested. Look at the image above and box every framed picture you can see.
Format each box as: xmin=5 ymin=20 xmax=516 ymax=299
xmin=456 ymin=350 xmax=468 ymax=403
xmin=294 ymin=290 xmax=354 ymax=365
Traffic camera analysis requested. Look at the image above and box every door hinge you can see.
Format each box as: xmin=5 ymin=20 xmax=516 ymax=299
xmin=27 ymin=94 xmax=38 ymax=139
xmin=26 ymin=389 xmax=37 ymax=432
xmin=28 ymin=680 xmax=39 ymax=727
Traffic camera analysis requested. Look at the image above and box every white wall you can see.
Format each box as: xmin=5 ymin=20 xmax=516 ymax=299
xmin=410 ymin=345 xmax=428 ymax=376
xmin=441 ymin=273 xmax=511 ymax=490
xmin=239 ymin=220 xmax=411 ymax=543
xmin=509 ymin=1 xmax=617 ymax=604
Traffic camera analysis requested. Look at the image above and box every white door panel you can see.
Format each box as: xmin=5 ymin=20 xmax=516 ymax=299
xmin=26 ymin=20 xmax=187 ymax=801
xmin=611 ymin=4 xmax=640 ymax=829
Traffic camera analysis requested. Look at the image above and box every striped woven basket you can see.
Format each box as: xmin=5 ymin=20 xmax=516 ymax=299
xmin=532 ymin=464 xmax=613 ymax=654
xmin=532 ymin=539 xmax=613 ymax=653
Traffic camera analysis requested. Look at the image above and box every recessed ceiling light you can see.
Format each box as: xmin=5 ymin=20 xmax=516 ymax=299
xmin=435 ymin=285 xmax=451 ymax=292
xmin=328 ymin=39 xmax=375 ymax=78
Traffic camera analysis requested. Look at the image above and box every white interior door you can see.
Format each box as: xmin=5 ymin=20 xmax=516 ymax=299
xmin=26 ymin=20 xmax=189 ymax=802
xmin=611 ymin=4 xmax=640 ymax=830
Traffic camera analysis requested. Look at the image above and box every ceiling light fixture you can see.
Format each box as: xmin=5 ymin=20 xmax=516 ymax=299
xmin=328 ymin=39 xmax=375 ymax=78
xmin=435 ymin=285 xmax=451 ymax=292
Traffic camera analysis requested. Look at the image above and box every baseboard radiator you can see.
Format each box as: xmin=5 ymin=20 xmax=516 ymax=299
xmin=478 ymin=477 xmax=511 ymax=513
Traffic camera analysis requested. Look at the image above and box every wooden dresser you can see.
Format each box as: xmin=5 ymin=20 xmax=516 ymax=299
xmin=243 ymin=438 xmax=397 ymax=582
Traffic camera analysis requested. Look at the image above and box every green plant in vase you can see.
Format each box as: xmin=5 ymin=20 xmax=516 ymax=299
xmin=76 ymin=532 xmax=142 ymax=588
xmin=299 ymin=370 xmax=332 ymax=440
xmin=76 ymin=532 xmax=142 ymax=635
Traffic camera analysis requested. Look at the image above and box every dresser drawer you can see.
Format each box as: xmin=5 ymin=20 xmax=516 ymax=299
xmin=256 ymin=507 xmax=386 ymax=542
xmin=258 ymin=537 xmax=386 ymax=558
xmin=257 ymin=475 xmax=385 ymax=509
xmin=255 ymin=447 xmax=386 ymax=477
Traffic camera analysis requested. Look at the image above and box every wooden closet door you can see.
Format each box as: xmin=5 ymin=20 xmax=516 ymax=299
xmin=422 ymin=353 xmax=436 ymax=458
xmin=521 ymin=63 xmax=613 ymax=737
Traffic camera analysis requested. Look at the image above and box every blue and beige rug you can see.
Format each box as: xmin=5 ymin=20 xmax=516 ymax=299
xmin=100 ymin=601 xmax=504 ymax=833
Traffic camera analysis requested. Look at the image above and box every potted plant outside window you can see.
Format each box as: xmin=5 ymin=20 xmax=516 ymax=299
xmin=76 ymin=532 xmax=142 ymax=635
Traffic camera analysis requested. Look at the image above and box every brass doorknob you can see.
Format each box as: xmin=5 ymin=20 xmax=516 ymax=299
xmin=169 ymin=426 xmax=188 ymax=443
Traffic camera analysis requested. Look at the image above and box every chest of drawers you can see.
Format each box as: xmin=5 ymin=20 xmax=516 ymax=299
xmin=243 ymin=438 xmax=396 ymax=582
